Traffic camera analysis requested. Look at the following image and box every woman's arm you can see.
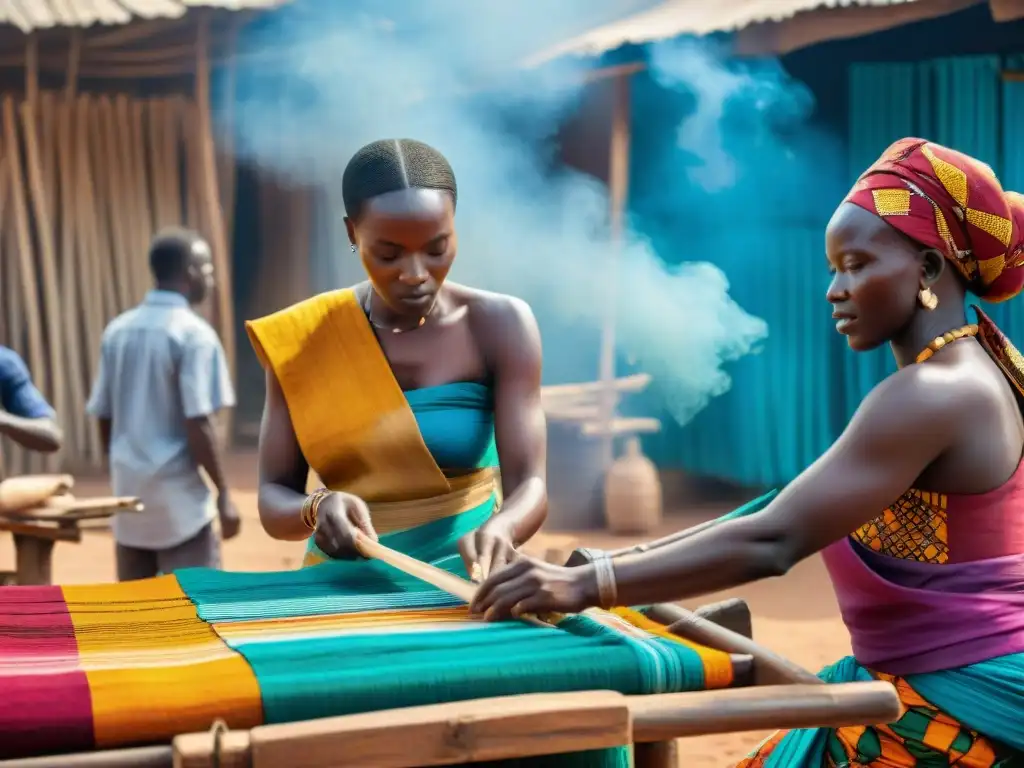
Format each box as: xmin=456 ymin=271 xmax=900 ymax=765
xmin=604 ymin=366 xmax=961 ymax=605
xmin=256 ymin=369 xmax=314 ymax=541
xmin=472 ymin=365 xmax=964 ymax=617
xmin=569 ymin=490 xmax=777 ymax=565
xmin=485 ymin=296 xmax=548 ymax=543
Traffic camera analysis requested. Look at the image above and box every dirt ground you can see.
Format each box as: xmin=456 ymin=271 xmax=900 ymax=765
xmin=0 ymin=451 xmax=851 ymax=767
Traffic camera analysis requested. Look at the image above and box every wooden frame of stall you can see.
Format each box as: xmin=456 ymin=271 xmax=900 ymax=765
xmin=0 ymin=600 xmax=901 ymax=768
xmin=0 ymin=474 xmax=141 ymax=585
xmin=0 ymin=9 xmax=250 ymax=478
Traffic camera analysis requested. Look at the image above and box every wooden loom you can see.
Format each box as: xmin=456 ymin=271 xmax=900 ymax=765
xmin=0 ymin=474 xmax=142 ymax=586
xmin=0 ymin=537 xmax=902 ymax=768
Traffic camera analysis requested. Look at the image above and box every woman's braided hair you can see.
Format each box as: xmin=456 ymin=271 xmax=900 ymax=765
xmin=342 ymin=139 xmax=457 ymax=218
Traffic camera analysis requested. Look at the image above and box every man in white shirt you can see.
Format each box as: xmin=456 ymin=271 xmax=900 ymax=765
xmin=87 ymin=228 xmax=241 ymax=580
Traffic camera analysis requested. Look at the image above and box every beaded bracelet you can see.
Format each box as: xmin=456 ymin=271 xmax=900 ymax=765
xmin=300 ymin=488 xmax=331 ymax=531
xmin=593 ymin=552 xmax=619 ymax=609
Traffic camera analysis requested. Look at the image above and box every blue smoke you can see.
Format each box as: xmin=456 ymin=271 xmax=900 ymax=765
xmin=227 ymin=1 xmax=789 ymax=427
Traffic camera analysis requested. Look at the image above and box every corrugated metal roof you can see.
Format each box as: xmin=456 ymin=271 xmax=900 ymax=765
xmin=0 ymin=0 xmax=290 ymax=33
xmin=522 ymin=0 xmax=925 ymax=66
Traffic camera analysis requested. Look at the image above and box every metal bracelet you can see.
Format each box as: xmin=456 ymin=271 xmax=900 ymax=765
xmin=594 ymin=553 xmax=619 ymax=609
xmin=301 ymin=488 xmax=330 ymax=530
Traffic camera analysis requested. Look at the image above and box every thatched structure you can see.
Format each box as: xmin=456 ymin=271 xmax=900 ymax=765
xmin=523 ymin=0 xmax=1024 ymax=64
xmin=0 ymin=2 xmax=290 ymax=476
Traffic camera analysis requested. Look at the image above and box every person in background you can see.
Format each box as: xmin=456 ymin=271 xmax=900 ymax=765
xmin=86 ymin=227 xmax=240 ymax=581
xmin=0 ymin=346 xmax=62 ymax=456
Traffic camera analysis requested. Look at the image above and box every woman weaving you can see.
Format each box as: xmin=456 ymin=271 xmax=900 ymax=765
xmin=248 ymin=138 xmax=546 ymax=584
xmin=474 ymin=138 xmax=1024 ymax=766
xmin=1 ymin=137 xmax=738 ymax=767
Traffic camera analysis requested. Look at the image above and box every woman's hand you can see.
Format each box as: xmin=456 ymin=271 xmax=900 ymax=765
xmin=313 ymin=491 xmax=378 ymax=559
xmin=459 ymin=518 xmax=518 ymax=582
xmin=469 ymin=555 xmax=598 ymax=620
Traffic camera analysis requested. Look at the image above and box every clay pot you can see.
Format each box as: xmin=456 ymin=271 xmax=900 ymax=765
xmin=603 ymin=437 xmax=662 ymax=534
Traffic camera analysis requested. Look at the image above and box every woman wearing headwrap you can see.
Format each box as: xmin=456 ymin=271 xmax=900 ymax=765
xmin=472 ymin=138 xmax=1024 ymax=766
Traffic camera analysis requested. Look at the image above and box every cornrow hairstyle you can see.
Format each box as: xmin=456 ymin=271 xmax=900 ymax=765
xmin=342 ymin=139 xmax=458 ymax=218
xmin=149 ymin=226 xmax=202 ymax=282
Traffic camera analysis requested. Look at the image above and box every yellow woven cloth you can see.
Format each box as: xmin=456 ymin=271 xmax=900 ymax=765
xmin=246 ymin=288 xmax=452 ymax=502
xmin=63 ymin=576 xmax=263 ymax=748
xmin=245 ymin=288 xmax=494 ymax=533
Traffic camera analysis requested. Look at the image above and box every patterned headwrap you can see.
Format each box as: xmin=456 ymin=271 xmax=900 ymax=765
xmin=844 ymin=137 xmax=1024 ymax=303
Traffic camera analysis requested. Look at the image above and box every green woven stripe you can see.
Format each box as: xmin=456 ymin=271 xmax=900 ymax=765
xmin=176 ymin=501 xmax=492 ymax=622
xmin=230 ymin=614 xmax=706 ymax=767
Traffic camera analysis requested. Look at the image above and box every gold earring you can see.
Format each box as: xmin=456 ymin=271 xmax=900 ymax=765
xmin=919 ymin=287 xmax=939 ymax=311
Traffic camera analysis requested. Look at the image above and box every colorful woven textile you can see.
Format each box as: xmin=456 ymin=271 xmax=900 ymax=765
xmin=737 ymin=656 xmax=1024 ymax=767
xmin=0 ymin=567 xmax=735 ymax=762
xmin=0 ymin=288 xmax=735 ymax=764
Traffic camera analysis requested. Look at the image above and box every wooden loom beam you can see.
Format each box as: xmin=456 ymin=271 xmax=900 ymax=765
xmin=0 ymin=682 xmax=901 ymax=768
xmin=0 ymin=544 xmax=899 ymax=764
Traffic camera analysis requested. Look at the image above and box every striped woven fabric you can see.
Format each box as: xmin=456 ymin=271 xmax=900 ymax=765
xmin=0 ymin=565 xmax=735 ymax=761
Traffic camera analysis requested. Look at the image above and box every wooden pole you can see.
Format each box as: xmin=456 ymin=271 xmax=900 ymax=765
xmin=354 ymin=531 xmax=478 ymax=603
xmin=23 ymin=45 xmax=71 ymax=474
xmin=4 ymin=95 xmax=47 ymax=476
xmin=195 ymin=10 xmax=237 ymax=440
xmin=75 ymin=95 xmax=116 ymax=420
xmin=217 ymin=17 xmax=239 ymax=252
xmin=597 ymin=73 xmax=632 ymax=471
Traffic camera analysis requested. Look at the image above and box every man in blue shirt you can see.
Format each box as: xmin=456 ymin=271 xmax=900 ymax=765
xmin=0 ymin=347 xmax=62 ymax=456
xmin=86 ymin=227 xmax=240 ymax=581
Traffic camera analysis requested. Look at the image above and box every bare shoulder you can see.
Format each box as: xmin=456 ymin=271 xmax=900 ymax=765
xmin=450 ymin=283 xmax=539 ymax=339
xmin=852 ymin=357 xmax=981 ymax=442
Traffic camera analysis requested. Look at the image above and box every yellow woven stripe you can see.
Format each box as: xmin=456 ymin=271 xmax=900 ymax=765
xmin=245 ymin=289 xmax=451 ymax=504
xmin=213 ymin=606 xmax=474 ymax=642
xmin=923 ymin=145 xmax=968 ymax=207
xmin=610 ymin=607 xmax=734 ymax=689
xmin=966 ymin=207 xmax=1012 ymax=246
xmin=978 ymin=252 xmax=1007 ymax=286
xmin=64 ymin=576 xmax=263 ymax=748
xmin=872 ymin=188 xmax=911 ymax=216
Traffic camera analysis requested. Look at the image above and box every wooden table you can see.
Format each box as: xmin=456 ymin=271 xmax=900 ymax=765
xmin=0 ymin=495 xmax=142 ymax=586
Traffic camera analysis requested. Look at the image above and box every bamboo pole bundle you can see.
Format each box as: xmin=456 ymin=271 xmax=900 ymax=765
xmin=3 ymin=95 xmax=47 ymax=476
xmin=181 ymin=99 xmax=202 ymax=240
xmin=101 ymin=96 xmax=137 ymax=311
xmin=195 ymin=12 xmax=236 ymax=395
xmin=74 ymin=96 xmax=115 ymax=392
xmin=114 ymin=94 xmax=148 ymax=303
xmin=216 ymin=20 xmax=239 ymax=253
xmin=22 ymin=86 xmax=69 ymax=473
xmin=0 ymin=153 xmax=12 ymax=476
xmin=0 ymin=83 xmax=239 ymax=474
xmin=57 ymin=95 xmax=96 ymax=463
